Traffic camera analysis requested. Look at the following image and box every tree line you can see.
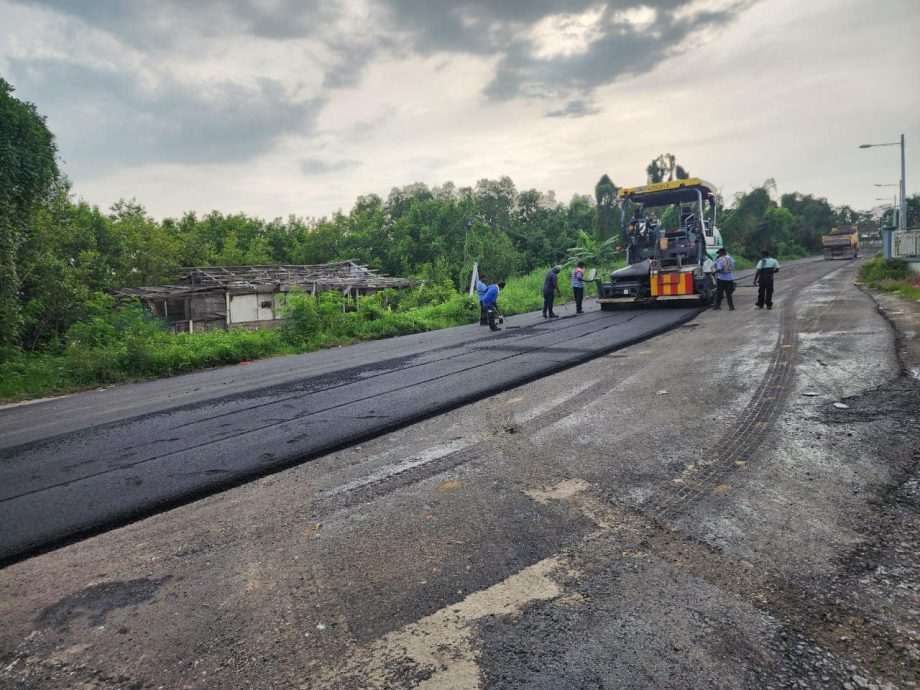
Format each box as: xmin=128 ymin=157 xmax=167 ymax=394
xmin=2 ymin=78 xmax=912 ymax=356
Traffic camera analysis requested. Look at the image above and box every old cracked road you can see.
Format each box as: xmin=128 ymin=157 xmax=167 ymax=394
xmin=1 ymin=257 xmax=918 ymax=689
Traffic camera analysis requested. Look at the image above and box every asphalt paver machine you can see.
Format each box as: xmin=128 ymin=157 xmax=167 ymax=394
xmin=598 ymin=178 xmax=720 ymax=309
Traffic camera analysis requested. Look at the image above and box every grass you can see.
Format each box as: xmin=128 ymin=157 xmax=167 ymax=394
xmin=0 ymin=324 xmax=297 ymax=402
xmin=858 ymin=255 xmax=920 ymax=302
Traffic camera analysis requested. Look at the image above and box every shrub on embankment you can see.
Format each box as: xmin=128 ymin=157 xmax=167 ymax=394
xmin=858 ymin=255 xmax=920 ymax=302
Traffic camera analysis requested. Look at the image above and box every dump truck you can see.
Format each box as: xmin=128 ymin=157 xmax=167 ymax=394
xmin=597 ymin=178 xmax=719 ymax=308
xmin=822 ymin=226 xmax=859 ymax=260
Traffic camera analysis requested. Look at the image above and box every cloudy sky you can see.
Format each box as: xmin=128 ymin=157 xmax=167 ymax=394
xmin=1 ymin=0 xmax=918 ymax=220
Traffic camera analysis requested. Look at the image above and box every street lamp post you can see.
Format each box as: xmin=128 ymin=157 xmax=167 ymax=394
xmin=876 ymin=196 xmax=897 ymax=225
xmin=875 ymin=183 xmax=899 ymax=228
xmin=860 ymin=134 xmax=907 ymax=232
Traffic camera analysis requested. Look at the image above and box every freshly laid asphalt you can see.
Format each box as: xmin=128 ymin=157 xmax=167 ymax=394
xmin=0 ymin=261 xmax=817 ymax=565
xmin=0 ymin=300 xmax=702 ymax=564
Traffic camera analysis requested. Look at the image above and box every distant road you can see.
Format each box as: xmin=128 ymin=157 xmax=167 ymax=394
xmin=0 ymin=259 xmax=821 ymax=564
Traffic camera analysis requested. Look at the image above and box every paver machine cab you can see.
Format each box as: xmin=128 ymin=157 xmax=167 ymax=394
xmin=598 ymin=178 xmax=719 ymax=309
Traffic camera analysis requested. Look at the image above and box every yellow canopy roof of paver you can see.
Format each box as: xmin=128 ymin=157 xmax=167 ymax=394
xmin=617 ymin=178 xmax=718 ymax=205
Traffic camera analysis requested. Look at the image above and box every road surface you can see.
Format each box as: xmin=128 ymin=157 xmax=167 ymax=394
xmin=3 ymin=257 xmax=917 ymax=689
xmin=0 ymin=260 xmax=823 ymax=564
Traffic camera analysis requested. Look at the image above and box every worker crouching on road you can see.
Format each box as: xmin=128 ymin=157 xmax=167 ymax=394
xmin=542 ymin=266 xmax=562 ymax=318
xmin=571 ymin=262 xmax=586 ymax=314
xmin=476 ymin=273 xmax=488 ymax=325
xmin=482 ymin=282 xmax=501 ymax=331
xmin=713 ymin=247 xmax=736 ymax=311
xmin=754 ymin=250 xmax=780 ymax=309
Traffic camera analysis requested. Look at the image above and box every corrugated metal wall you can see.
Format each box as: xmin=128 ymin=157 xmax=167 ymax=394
xmin=894 ymin=230 xmax=920 ymax=258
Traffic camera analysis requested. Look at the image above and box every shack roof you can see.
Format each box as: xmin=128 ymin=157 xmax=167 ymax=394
xmin=113 ymin=261 xmax=420 ymax=300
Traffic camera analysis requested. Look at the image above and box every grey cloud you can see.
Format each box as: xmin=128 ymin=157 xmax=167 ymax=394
xmin=18 ymin=1 xmax=754 ymax=101
xmin=546 ymin=99 xmax=600 ymax=118
xmin=6 ymin=57 xmax=323 ymax=176
xmin=321 ymin=32 xmax=397 ymax=89
xmin=361 ymin=1 xmax=753 ymax=103
xmin=300 ymin=158 xmax=361 ymax=175
xmin=17 ymin=0 xmax=327 ymax=44
xmin=483 ymin=3 xmax=750 ymax=102
xmin=4 ymin=0 xmax=756 ymax=185
xmin=380 ymin=0 xmax=600 ymax=53
xmin=16 ymin=0 xmax=380 ymax=93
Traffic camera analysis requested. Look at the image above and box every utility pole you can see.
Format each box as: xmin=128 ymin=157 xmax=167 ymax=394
xmin=860 ymin=134 xmax=908 ymax=232
xmin=900 ymin=133 xmax=907 ymax=232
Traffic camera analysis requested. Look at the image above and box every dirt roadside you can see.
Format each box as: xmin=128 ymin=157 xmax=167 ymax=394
xmin=0 ymin=260 xmax=917 ymax=689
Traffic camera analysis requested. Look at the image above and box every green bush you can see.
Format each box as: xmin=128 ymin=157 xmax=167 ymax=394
xmin=859 ymin=256 xmax=910 ymax=283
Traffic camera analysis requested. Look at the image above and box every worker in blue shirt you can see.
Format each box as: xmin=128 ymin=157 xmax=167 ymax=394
xmin=482 ymin=283 xmax=500 ymax=331
xmin=754 ymin=250 xmax=780 ymax=309
xmin=475 ymin=273 xmax=488 ymax=325
xmin=713 ymin=247 xmax=736 ymax=310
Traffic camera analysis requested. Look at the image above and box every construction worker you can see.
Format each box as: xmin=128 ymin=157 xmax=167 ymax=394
xmin=571 ymin=262 xmax=586 ymax=314
xmin=754 ymin=250 xmax=780 ymax=309
xmin=476 ymin=273 xmax=488 ymax=325
xmin=482 ymin=282 xmax=500 ymax=331
xmin=713 ymin=247 xmax=736 ymax=310
xmin=542 ymin=266 xmax=562 ymax=318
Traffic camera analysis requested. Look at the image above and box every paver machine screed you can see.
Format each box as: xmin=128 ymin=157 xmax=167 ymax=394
xmin=598 ymin=178 xmax=721 ymax=309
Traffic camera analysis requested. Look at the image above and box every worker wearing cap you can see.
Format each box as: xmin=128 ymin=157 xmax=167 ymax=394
xmin=754 ymin=250 xmax=780 ymax=309
xmin=713 ymin=247 xmax=736 ymax=310
xmin=571 ymin=262 xmax=586 ymax=314
xmin=542 ymin=266 xmax=562 ymax=318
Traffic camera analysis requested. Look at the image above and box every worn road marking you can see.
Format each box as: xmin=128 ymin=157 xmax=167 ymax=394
xmin=322 ymin=439 xmax=473 ymax=497
xmin=513 ymin=379 xmax=599 ymax=424
xmin=314 ymin=557 xmax=567 ymax=689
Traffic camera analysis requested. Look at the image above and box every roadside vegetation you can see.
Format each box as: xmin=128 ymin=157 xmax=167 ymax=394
xmin=858 ymin=256 xmax=920 ymax=302
xmin=3 ymin=78 xmax=917 ymax=402
xmin=0 ymin=274 xmax=606 ymax=401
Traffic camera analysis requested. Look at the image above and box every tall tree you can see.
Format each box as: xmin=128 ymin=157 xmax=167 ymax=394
xmin=720 ymin=186 xmax=775 ymax=258
xmin=646 ymin=153 xmax=688 ymax=184
xmin=473 ymin=176 xmax=517 ymax=230
xmin=780 ymin=192 xmax=835 ymax=252
xmin=0 ymin=79 xmax=58 ymax=347
xmin=594 ymin=174 xmax=619 ymax=242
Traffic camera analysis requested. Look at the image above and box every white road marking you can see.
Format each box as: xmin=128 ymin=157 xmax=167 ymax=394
xmin=323 ymin=439 xmax=473 ymax=497
xmin=514 ymin=379 xmax=599 ymax=424
xmin=314 ymin=554 xmax=568 ymax=689
xmin=312 ymin=479 xmax=611 ymax=689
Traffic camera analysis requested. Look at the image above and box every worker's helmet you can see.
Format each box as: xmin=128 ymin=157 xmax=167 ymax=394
xmin=552 ymin=265 xmax=562 ymax=272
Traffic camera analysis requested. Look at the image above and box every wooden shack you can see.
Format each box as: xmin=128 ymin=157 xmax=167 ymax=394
xmin=113 ymin=262 xmax=418 ymax=334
